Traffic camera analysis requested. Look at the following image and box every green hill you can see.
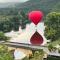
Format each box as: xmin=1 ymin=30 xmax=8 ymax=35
xmin=0 ymin=0 xmax=60 ymax=15
xmin=15 ymin=0 xmax=60 ymax=14
xmin=0 ymin=0 xmax=60 ymax=32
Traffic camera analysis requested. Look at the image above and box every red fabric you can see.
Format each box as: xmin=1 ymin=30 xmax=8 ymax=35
xmin=30 ymin=31 xmax=43 ymax=45
xmin=28 ymin=11 xmax=43 ymax=25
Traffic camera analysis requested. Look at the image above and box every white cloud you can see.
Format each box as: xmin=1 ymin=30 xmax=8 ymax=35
xmin=0 ymin=0 xmax=29 ymax=3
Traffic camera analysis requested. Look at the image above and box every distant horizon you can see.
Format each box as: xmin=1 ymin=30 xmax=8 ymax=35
xmin=0 ymin=0 xmax=29 ymax=3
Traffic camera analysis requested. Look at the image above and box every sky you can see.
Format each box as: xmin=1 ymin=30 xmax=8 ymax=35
xmin=0 ymin=0 xmax=29 ymax=3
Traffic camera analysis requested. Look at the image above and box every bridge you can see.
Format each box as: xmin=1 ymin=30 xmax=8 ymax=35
xmin=0 ymin=41 xmax=60 ymax=57
xmin=0 ymin=42 xmax=47 ymax=50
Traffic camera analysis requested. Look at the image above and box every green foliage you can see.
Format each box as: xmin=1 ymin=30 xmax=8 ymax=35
xmin=0 ymin=0 xmax=60 ymax=15
xmin=18 ymin=11 xmax=30 ymax=29
xmin=30 ymin=50 xmax=44 ymax=60
xmin=0 ymin=15 xmax=20 ymax=32
xmin=45 ymin=12 xmax=60 ymax=41
xmin=48 ymin=44 xmax=54 ymax=51
xmin=49 ymin=38 xmax=60 ymax=46
xmin=22 ymin=50 xmax=44 ymax=60
xmin=48 ymin=44 xmax=57 ymax=52
xmin=14 ymin=0 xmax=60 ymax=14
xmin=0 ymin=32 xmax=9 ymax=41
xmin=0 ymin=15 xmax=13 ymax=32
xmin=22 ymin=57 xmax=29 ymax=60
xmin=10 ymin=16 xmax=20 ymax=31
xmin=0 ymin=45 xmax=14 ymax=60
xmin=47 ymin=56 xmax=60 ymax=60
xmin=0 ymin=0 xmax=60 ymax=32
xmin=0 ymin=10 xmax=30 ymax=32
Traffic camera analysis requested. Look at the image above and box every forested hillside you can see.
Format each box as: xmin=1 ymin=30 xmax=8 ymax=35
xmin=16 ymin=0 xmax=60 ymax=14
xmin=0 ymin=0 xmax=60 ymax=32
xmin=0 ymin=0 xmax=60 ymax=15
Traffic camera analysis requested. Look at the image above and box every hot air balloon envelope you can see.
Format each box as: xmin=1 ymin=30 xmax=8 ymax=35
xmin=30 ymin=31 xmax=43 ymax=45
xmin=28 ymin=11 xmax=43 ymax=25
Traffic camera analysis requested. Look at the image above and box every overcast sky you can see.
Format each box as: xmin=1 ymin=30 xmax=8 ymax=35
xmin=0 ymin=0 xmax=29 ymax=3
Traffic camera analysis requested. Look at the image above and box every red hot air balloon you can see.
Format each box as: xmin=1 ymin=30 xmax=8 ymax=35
xmin=30 ymin=31 xmax=43 ymax=45
xmin=28 ymin=11 xmax=43 ymax=25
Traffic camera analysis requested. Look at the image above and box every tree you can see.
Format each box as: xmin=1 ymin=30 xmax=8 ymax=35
xmin=48 ymin=44 xmax=54 ymax=52
xmin=22 ymin=57 xmax=29 ymax=60
xmin=22 ymin=49 xmax=44 ymax=60
xmin=30 ymin=50 xmax=44 ymax=60
xmin=18 ymin=11 xmax=30 ymax=29
xmin=0 ymin=45 xmax=14 ymax=60
xmin=10 ymin=16 xmax=20 ymax=31
xmin=2 ymin=20 xmax=12 ymax=32
xmin=0 ymin=15 xmax=20 ymax=32
xmin=45 ymin=12 xmax=60 ymax=41
xmin=0 ymin=16 xmax=12 ymax=32
xmin=0 ymin=32 xmax=9 ymax=41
